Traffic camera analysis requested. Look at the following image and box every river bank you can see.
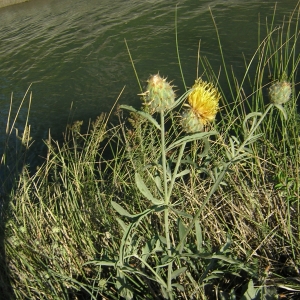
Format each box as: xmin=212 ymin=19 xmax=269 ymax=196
xmin=0 ymin=1 xmax=299 ymax=298
xmin=0 ymin=0 xmax=298 ymax=148
xmin=0 ymin=0 xmax=28 ymax=8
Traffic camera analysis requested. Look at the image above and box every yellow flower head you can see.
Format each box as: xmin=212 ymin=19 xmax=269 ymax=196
xmin=188 ymin=78 xmax=220 ymax=125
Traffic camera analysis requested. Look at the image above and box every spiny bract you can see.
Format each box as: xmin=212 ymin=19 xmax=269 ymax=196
xmin=268 ymin=80 xmax=292 ymax=105
xmin=181 ymin=109 xmax=204 ymax=133
xmin=142 ymin=74 xmax=175 ymax=113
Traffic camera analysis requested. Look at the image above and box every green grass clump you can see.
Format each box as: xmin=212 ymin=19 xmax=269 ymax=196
xmin=4 ymin=115 xmax=114 ymax=299
xmin=1 ymin=1 xmax=300 ymax=299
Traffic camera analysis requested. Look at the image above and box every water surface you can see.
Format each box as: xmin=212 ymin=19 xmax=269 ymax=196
xmin=0 ymin=0 xmax=298 ymax=143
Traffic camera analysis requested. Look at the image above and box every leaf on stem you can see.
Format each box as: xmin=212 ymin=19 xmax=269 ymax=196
xmin=240 ymin=279 xmax=258 ymax=300
xmin=166 ymin=131 xmax=217 ymax=152
xmin=195 ymin=221 xmax=203 ymax=252
xmin=175 ymin=169 xmax=190 ymax=178
xmin=135 ymin=172 xmax=164 ymax=205
xmin=120 ymin=105 xmax=161 ymax=130
xmin=111 ymin=201 xmax=133 ymax=218
xmin=154 ymin=173 xmax=163 ymax=193
xmin=83 ymin=259 xmax=116 ymax=267
xmin=210 ymin=254 xmax=239 ymax=264
xmin=178 ymin=218 xmax=187 ymax=242
xmin=274 ymin=103 xmax=288 ymax=120
xmin=245 ymin=133 xmax=264 ymax=144
xmin=170 ymin=207 xmax=193 ymax=219
xmin=116 ymin=217 xmax=128 ymax=232
xmin=85 ymin=260 xmax=116 ymax=267
xmin=171 ymin=283 xmax=185 ymax=291
xmin=198 ymin=137 xmax=210 ymax=157
xmin=242 ymin=112 xmax=263 ymax=133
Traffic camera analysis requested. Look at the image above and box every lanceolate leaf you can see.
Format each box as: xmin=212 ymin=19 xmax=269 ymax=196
xmin=170 ymin=207 xmax=193 ymax=219
xmin=177 ymin=218 xmax=188 ymax=253
xmin=83 ymin=259 xmax=116 ymax=267
xmin=242 ymin=112 xmax=262 ymax=133
xmin=195 ymin=221 xmax=203 ymax=251
xmin=120 ymin=105 xmax=161 ymax=130
xmin=112 ymin=201 xmax=155 ymax=221
xmin=175 ymin=169 xmax=190 ymax=178
xmin=198 ymin=137 xmax=210 ymax=157
xmin=135 ymin=172 xmax=164 ymax=205
xmin=111 ymin=201 xmax=133 ymax=218
xmin=85 ymin=260 xmax=116 ymax=267
xmin=274 ymin=103 xmax=288 ymax=120
xmin=116 ymin=217 xmax=128 ymax=232
xmin=210 ymin=254 xmax=239 ymax=264
xmin=241 ymin=279 xmax=258 ymax=300
xmin=220 ymin=235 xmax=232 ymax=252
xmin=203 ymin=273 xmax=223 ymax=282
xmin=166 ymin=131 xmax=217 ymax=152
xmin=244 ymin=133 xmax=264 ymax=145
xmin=178 ymin=218 xmax=187 ymax=241
xmin=171 ymin=283 xmax=185 ymax=291
xmin=154 ymin=173 xmax=163 ymax=192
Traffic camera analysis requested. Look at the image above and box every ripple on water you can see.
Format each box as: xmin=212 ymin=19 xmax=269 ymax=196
xmin=0 ymin=0 xmax=298 ymax=145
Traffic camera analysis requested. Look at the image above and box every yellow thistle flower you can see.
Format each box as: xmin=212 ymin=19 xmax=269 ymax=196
xmin=181 ymin=78 xmax=220 ymax=133
xmin=188 ymin=78 xmax=220 ymax=125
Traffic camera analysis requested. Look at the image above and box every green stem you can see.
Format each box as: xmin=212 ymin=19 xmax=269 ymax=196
xmin=167 ymin=142 xmax=186 ymax=200
xmin=161 ymin=111 xmax=168 ymax=203
xmin=176 ymin=104 xmax=274 ymax=253
xmin=165 ymin=208 xmax=173 ymax=299
xmin=160 ymin=111 xmax=173 ymax=299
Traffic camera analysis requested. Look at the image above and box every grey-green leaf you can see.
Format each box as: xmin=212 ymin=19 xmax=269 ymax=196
xmin=166 ymin=89 xmax=192 ymax=111
xmin=167 ymin=131 xmax=217 ymax=152
xmin=135 ymin=172 xmax=163 ymax=205
xmin=175 ymin=169 xmax=190 ymax=178
xmin=178 ymin=218 xmax=187 ymax=241
xmin=195 ymin=221 xmax=203 ymax=251
xmin=116 ymin=217 xmax=128 ymax=232
xmin=171 ymin=267 xmax=187 ymax=280
xmin=240 ymin=279 xmax=258 ymax=300
xmin=111 ymin=201 xmax=133 ymax=217
xmin=171 ymin=207 xmax=193 ymax=219
xmin=171 ymin=283 xmax=185 ymax=291
xmin=211 ymin=254 xmax=239 ymax=264
xmin=97 ymin=261 xmax=116 ymax=267
xmin=243 ymin=112 xmax=262 ymax=133
xmin=154 ymin=174 xmax=162 ymax=192
xmin=274 ymin=103 xmax=288 ymax=120
xmin=198 ymin=137 xmax=210 ymax=157
xmin=86 ymin=260 xmax=116 ymax=267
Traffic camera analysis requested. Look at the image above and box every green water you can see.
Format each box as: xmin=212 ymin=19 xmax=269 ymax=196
xmin=0 ymin=0 xmax=298 ymax=143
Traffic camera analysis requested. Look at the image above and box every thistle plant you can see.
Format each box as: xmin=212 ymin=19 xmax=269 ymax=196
xmin=86 ymin=67 xmax=293 ymax=299
xmin=3 ymin=2 xmax=299 ymax=299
